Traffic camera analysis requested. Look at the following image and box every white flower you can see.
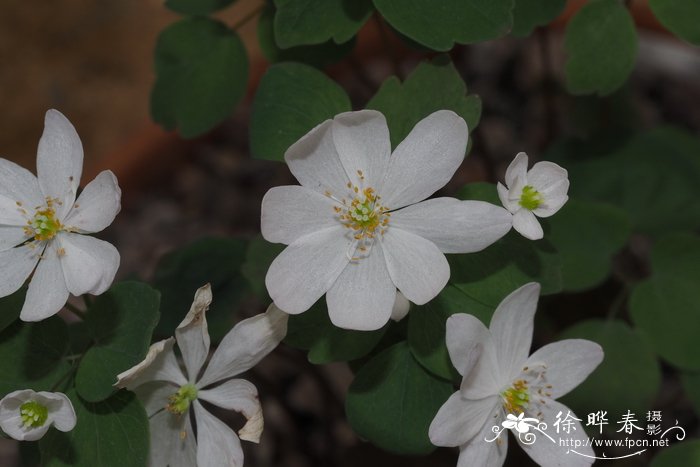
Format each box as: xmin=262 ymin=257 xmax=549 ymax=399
xmin=115 ymin=284 xmax=288 ymax=467
xmin=429 ymin=282 xmax=603 ymax=467
xmin=0 ymin=389 xmax=76 ymax=441
xmin=0 ymin=109 xmax=121 ymax=321
xmin=497 ymin=152 xmax=569 ymax=240
xmin=262 ymin=110 xmax=513 ymax=331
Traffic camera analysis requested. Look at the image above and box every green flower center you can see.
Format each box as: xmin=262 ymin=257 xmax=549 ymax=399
xmin=502 ymin=380 xmax=530 ymax=414
xmin=20 ymin=401 xmax=49 ymax=428
xmin=519 ymin=185 xmax=543 ymax=210
xmin=27 ymin=208 xmax=62 ymax=241
xmin=166 ymin=384 xmax=198 ymax=415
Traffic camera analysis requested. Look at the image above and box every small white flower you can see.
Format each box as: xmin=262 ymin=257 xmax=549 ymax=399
xmin=0 ymin=389 xmax=76 ymax=441
xmin=0 ymin=109 xmax=121 ymax=321
xmin=262 ymin=110 xmax=513 ymax=331
xmin=115 ymin=284 xmax=288 ymax=467
xmin=497 ymin=152 xmax=569 ymax=240
xmin=429 ymin=282 xmax=603 ymax=467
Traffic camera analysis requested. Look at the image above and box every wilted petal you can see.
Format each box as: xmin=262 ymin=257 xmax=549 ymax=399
xmin=198 ymin=304 xmax=287 ymax=387
xmin=174 ymin=285 xmax=212 ymax=383
xmin=149 ymin=408 xmax=197 ymax=467
xmin=57 ymin=232 xmax=120 ymax=296
xmin=198 ymin=379 xmax=263 ymax=443
xmin=115 ymin=338 xmax=187 ymax=390
xmin=20 ymin=242 xmax=69 ymax=321
xmin=193 ymin=402 xmax=244 ymax=467
xmin=0 ymin=243 xmax=40 ymax=297
xmin=63 ymin=170 xmax=121 ymax=233
xmin=391 ymin=198 xmax=512 ymax=253
xmin=429 ymin=393 xmax=499 ymax=448
xmin=512 ymin=209 xmax=543 ymax=240
xmin=133 ymin=381 xmax=179 ymax=417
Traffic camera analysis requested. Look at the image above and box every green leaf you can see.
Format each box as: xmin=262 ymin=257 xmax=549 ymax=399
xmin=630 ymin=233 xmax=700 ymax=369
xmin=367 ymin=55 xmax=481 ymax=149
xmin=258 ymin=5 xmax=355 ymax=67
xmin=153 ymin=237 xmax=249 ymax=342
xmin=151 ymin=17 xmax=249 ymax=138
xmin=651 ymin=440 xmax=700 ymax=467
xmin=75 ymin=282 xmax=160 ymax=402
xmin=273 ymin=0 xmax=373 ymax=47
xmin=650 ymin=0 xmax=700 ymax=45
xmin=374 ymin=0 xmax=514 ymax=51
xmin=250 ymin=62 xmax=351 ymax=161
xmin=165 ymin=0 xmax=235 ymax=15
xmin=681 ymin=370 xmax=700 ymax=416
xmin=285 ymin=301 xmax=387 ymax=364
xmin=559 ymin=319 xmax=660 ymax=427
xmin=0 ymin=286 xmax=25 ymax=333
xmin=346 ymin=341 xmax=453 ymax=455
xmin=0 ymin=316 xmax=70 ymax=395
xmin=543 ymin=199 xmax=631 ymax=292
xmin=241 ymin=236 xmax=285 ymax=300
xmin=40 ymin=390 xmax=149 ymax=467
xmin=564 ymin=0 xmax=638 ymax=95
xmin=511 ymin=0 xmax=567 ymax=37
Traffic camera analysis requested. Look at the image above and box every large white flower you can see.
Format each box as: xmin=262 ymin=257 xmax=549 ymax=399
xmin=429 ymin=282 xmax=603 ymax=467
xmin=115 ymin=285 xmax=288 ymax=467
xmin=262 ymin=110 xmax=513 ymax=331
xmin=497 ymin=152 xmax=569 ymax=240
xmin=0 ymin=389 xmax=76 ymax=441
xmin=0 ymin=109 xmax=121 ymax=321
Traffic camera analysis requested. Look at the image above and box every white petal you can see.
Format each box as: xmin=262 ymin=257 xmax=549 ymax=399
xmin=198 ymin=303 xmax=288 ymax=387
xmin=0 ymin=197 xmax=29 ymax=227
xmin=198 ymin=379 xmax=263 ymax=443
xmin=326 ymin=244 xmax=395 ymax=331
xmin=519 ymin=401 xmax=595 ymax=467
xmin=0 ymin=243 xmax=40 ymax=297
xmin=284 ymin=119 xmax=350 ymax=195
xmin=489 ymin=283 xmax=541 ymax=383
xmin=38 ymin=391 xmax=76 ymax=432
xmin=505 ymin=152 xmax=529 ymax=188
xmin=133 ymin=380 xmax=179 ymax=416
xmin=193 ymin=402 xmax=244 ymax=467
xmin=175 ymin=285 xmax=212 ymax=383
xmin=512 ymin=209 xmax=543 ymax=240
xmin=381 ymin=227 xmax=449 ymax=305
xmin=390 ymin=291 xmax=410 ymax=322
xmin=381 ymin=110 xmax=468 ymax=209
xmin=446 ymin=313 xmax=490 ymax=378
xmin=62 ymin=170 xmax=121 ymax=233
xmin=260 ymin=185 xmax=338 ymax=245
xmin=525 ymin=339 xmax=603 ymax=399
xmin=457 ymin=416 xmax=509 ymax=467
xmin=265 ymin=226 xmax=350 ymax=314
xmin=0 ymin=390 xmax=43 ymax=441
xmin=0 ymin=158 xmax=43 ymax=213
xmin=528 ymin=161 xmax=568 ymax=194
xmin=332 ymin=110 xmax=391 ymax=190
xmin=534 ymin=181 xmax=569 ymax=218
xmin=114 ymin=338 xmax=187 ymax=390
xmin=391 ymin=198 xmax=512 ymax=253
xmin=20 ymin=242 xmax=69 ymax=321
xmin=148 ymin=408 xmax=197 ymax=467
xmin=36 ymin=110 xmax=83 ymax=215
xmin=57 ymin=233 xmax=120 ymax=296
xmin=0 ymin=226 xmax=31 ymax=252
xmin=429 ymin=393 xmax=499 ymax=447
xmin=497 ymin=182 xmax=518 ymax=213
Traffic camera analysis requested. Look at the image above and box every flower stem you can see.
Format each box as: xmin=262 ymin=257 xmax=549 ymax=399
xmin=64 ymin=302 xmax=86 ymax=320
xmin=233 ymin=2 xmax=265 ymax=31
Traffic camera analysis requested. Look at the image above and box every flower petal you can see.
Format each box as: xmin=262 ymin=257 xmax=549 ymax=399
xmin=198 ymin=303 xmax=287 ymax=387
xmin=391 ymin=198 xmax=512 ymax=253
xmin=525 ymin=339 xmax=603 ymax=399
xmin=489 ymin=282 xmax=541 ymax=383
xmin=381 ymin=110 xmax=468 ymax=209
xmin=497 ymin=181 xmax=518 ymax=213
xmin=193 ymin=402 xmax=244 ymax=467
xmin=20 ymin=242 xmax=69 ymax=321
xmin=446 ymin=313 xmax=491 ymax=378
xmin=390 ymin=291 xmax=410 ymax=322
xmin=175 ymin=285 xmax=213 ymax=383
xmin=457 ymin=416 xmax=509 ymax=467
xmin=381 ymin=227 xmax=449 ymax=305
xmin=36 ymin=110 xmax=83 ymax=215
xmin=114 ymin=338 xmax=187 ymax=390
xmin=148 ymin=408 xmax=197 ymax=467
xmin=260 ymin=185 xmax=339 ymax=245
xmin=284 ymin=119 xmax=350 ymax=195
xmin=0 ymin=226 xmax=31 ymax=252
xmin=0 ymin=158 xmax=43 ymax=214
xmin=62 ymin=170 xmax=121 ymax=233
xmin=326 ymin=244 xmax=395 ymax=331
xmin=265 ymin=226 xmax=350 ymax=314
xmin=198 ymin=378 xmax=263 ymax=443
xmin=39 ymin=391 xmax=76 ymax=432
xmin=429 ymin=393 xmax=499 ymax=447
xmin=133 ymin=380 xmax=179 ymax=416
xmin=528 ymin=161 xmax=568 ymax=193
xmin=0 ymin=243 xmax=40 ymax=297
xmin=519 ymin=401 xmax=595 ymax=467
xmin=512 ymin=209 xmax=543 ymax=240
xmin=332 ymin=110 xmax=391 ymax=190
xmin=505 ymin=152 xmax=529 ymax=188
xmin=57 ymin=233 xmax=120 ymax=296
xmin=534 ymin=180 xmax=569 ymax=218
xmin=0 ymin=389 xmax=49 ymax=441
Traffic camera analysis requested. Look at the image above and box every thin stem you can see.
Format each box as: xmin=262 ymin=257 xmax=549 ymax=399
xmin=82 ymin=294 xmax=93 ymax=310
xmin=233 ymin=2 xmax=265 ymax=31
xmin=64 ymin=302 xmax=86 ymax=320
xmin=607 ymin=285 xmax=629 ymax=321
xmin=374 ymin=12 xmax=402 ymax=79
